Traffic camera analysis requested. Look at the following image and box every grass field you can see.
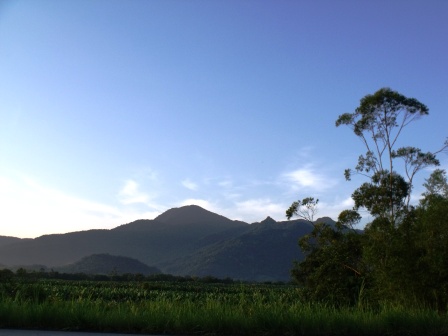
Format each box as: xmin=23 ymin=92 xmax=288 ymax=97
xmin=0 ymin=278 xmax=447 ymax=335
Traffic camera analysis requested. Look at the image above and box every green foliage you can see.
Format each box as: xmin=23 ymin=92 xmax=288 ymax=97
xmin=336 ymin=87 xmax=429 ymax=130
xmin=0 ymin=269 xmax=14 ymax=281
xmin=337 ymin=209 xmax=361 ymax=230
xmin=288 ymin=88 xmax=448 ymax=310
xmin=0 ymin=279 xmax=446 ymax=335
xmin=286 ymin=197 xmax=319 ymax=222
xmin=351 ymin=170 xmax=409 ymax=221
xmin=360 ymin=196 xmax=448 ymax=311
xmin=422 ymin=168 xmax=448 ymax=201
xmin=291 ymin=222 xmax=365 ymax=306
xmin=412 ymin=196 xmax=448 ymax=311
xmin=335 ymin=87 xmax=445 ymax=223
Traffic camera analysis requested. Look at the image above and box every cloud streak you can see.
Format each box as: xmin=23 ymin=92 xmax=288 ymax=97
xmin=283 ymin=165 xmax=338 ymax=192
xmin=118 ymin=180 xmax=150 ymax=205
xmin=0 ymin=175 xmax=124 ymax=238
xmin=181 ymin=179 xmax=198 ymax=191
xmin=0 ymin=163 xmax=359 ymax=238
xmin=234 ymin=198 xmax=286 ymax=223
xmin=0 ymin=175 xmax=164 ymax=238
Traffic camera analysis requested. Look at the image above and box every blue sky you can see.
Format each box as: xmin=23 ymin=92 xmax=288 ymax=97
xmin=0 ymin=1 xmax=447 ymax=238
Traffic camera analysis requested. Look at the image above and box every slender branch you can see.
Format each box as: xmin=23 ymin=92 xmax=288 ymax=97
xmin=342 ymin=263 xmax=362 ymax=276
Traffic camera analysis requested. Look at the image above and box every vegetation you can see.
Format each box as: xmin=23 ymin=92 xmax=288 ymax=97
xmin=288 ymin=87 xmax=448 ymax=311
xmin=1 ymin=274 xmax=447 ymax=335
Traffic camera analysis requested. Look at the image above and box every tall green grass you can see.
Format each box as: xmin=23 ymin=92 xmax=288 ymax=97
xmin=0 ymin=280 xmax=447 ymax=335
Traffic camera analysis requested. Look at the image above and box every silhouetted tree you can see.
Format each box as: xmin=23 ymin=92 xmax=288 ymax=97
xmin=288 ymin=88 xmax=448 ymax=307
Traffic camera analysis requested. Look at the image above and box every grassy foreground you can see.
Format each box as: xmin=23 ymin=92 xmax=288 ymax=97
xmin=0 ymin=279 xmax=447 ymax=335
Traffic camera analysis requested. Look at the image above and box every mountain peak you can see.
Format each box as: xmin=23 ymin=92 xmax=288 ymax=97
xmin=155 ymin=205 xmax=247 ymax=229
xmin=314 ymin=217 xmax=336 ymax=226
xmin=260 ymin=216 xmax=277 ymax=225
xmin=155 ymin=205 xmax=220 ymax=224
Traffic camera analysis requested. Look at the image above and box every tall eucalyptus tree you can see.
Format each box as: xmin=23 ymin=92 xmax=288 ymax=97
xmin=336 ymin=87 xmax=447 ymax=225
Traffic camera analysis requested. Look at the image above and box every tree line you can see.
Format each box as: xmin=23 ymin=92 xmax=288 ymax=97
xmin=0 ymin=267 xmax=240 ymax=284
xmin=287 ymin=88 xmax=448 ymax=310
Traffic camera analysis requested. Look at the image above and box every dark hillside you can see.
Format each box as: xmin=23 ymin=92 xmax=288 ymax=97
xmin=0 ymin=230 xmax=113 ymax=267
xmin=0 ymin=206 xmax=335 ymax=281
xmin=0 ymin=236 xmax=24 ymax=247
xmin=56 ymin=254 xmax=161 ymax=275
xmin=0 ymin=206 xmax=250 ymax=268
xmin=162 ymin=217 xmax=321 ymax=282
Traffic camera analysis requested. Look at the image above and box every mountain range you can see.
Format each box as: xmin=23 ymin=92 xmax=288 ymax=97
xmin=0 ymin=205 xmax=334 ymax=282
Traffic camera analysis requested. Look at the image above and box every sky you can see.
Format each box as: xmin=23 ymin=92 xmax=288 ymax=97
xmin=0 ymin=1 xmax=447 ymax=238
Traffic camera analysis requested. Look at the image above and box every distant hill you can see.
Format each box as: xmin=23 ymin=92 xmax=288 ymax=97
xmin=57 ymin=254 xmax=161 ymax=275
xmin=0 ymin=236 xmax=24 ymax=248
xmin=162 ymin=216 xmax=316 ymax=282
xmin=0 ymin=206 xmax=248 ymax=267
xmin=0 ymin=205 xmax=336 ymax=281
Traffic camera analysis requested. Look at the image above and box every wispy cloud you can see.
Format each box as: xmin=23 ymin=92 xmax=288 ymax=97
xmin=118 ymin=180 xmax=150 ymax=205
xmin=285 ymin=169 xmax=318 ymax=187
xmin=181 ymin=179 xmax=198 ymax=191
xmin=0 ymin=175 xmax=123 ymax=238
xmin=318 ymin=197 xmax=353 ymax=219
xmin=218 ymin=179 xmax=233 ymax=188
xmin=296 ymin=146 xmax=315 ymax=159
xmin=283 ymin=165 xmax=338 ymax=192
xmin=234 ymin=198 xmax=286 ymax=223
xmin=0 ymin=175 xmax=164 ymax=238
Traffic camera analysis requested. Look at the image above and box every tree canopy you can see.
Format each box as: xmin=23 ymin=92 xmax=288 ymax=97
xmin=287 ymin=88 xmax=448 ymax=309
